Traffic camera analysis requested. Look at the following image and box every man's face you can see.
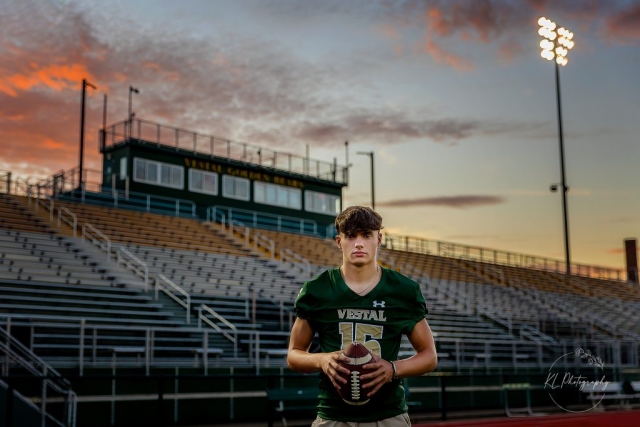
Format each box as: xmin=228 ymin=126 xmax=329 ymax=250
xmin=335 ymin=229 xmax=381 ymax=267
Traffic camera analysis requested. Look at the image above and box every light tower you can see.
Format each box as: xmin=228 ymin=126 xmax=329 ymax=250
xmin=538 ymin=17 xmax=575 ymax=275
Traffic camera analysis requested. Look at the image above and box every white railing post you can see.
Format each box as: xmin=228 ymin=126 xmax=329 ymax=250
xmin=155 ymin=274 xmax=191 ymax=324
xmin=198 ymin=304 xmax=237 ymax=343
xmin=57 ymin=206 xmax=77 ymax=237
xmin=83 ymin=223 xmax=112 ymax=261
xmin=117 ymin=247 xmax=149 ymax=291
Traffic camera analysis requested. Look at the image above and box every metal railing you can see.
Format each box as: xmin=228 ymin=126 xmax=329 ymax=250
xmin=57 ymin=207 xmax=77 ymax=237
xmin=155 ymin=274 xmax=191 ymax=324
xmin=520 ymin=324 xmax=557 ymax=345
xmin=1 ymin=325 xmax=77 ymax=427
xmin=253 ymin=232 xmax=276 ymax=259
xmin=0 ymin=170 xmax=11 ymax=194
xmin=105 ymin=189 xmax=196 ymax=217
xmin=81 ymin=223 xmax=111 ymax=261
xmin=197 ymin=305 xmax=237 ymax=344
xmin=117 ymin=247 xmax=149 ymax=291
xmin=2 ymin=316 xmax=638 ymax=372
xmin=35 ymin=195 xmax=55 ymax=221
xmin=102 ymin=118 xmax=348 ymax=184
xmin=206 ymin=206 xmax=226 ymax=231
xmin=384 ymin=234 xmax=626 ymax=281
xmin=281 ymin=248 xmax=311 ymax=278
xmin=211 ymin=205 xmax=321 ymax=236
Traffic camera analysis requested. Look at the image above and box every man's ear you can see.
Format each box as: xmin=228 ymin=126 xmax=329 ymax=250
xmin=335 ymin=235 xmax=342 ymax=248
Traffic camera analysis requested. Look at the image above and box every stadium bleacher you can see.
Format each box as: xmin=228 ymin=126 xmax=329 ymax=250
xmin=2 ymin=181 xmax=639 ymax=427
xmin=3 ymin=190 xmax=639 ymax=372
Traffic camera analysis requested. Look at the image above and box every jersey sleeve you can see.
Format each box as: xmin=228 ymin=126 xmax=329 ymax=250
xmin=401 ymin=281 xmax=429 ymax=335
xmin=293 ymin=281 xmax=315 ymax=320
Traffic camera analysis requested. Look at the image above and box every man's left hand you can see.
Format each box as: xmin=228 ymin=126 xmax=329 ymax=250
xmin=360 ymin=355 xmax=394 ymax=397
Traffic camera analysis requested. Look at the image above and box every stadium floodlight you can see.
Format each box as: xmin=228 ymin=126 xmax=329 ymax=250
xmin=537 ymin=17 xmax=575 ymax=275
xmin=538 ymin=17 xmax=574 ymax=66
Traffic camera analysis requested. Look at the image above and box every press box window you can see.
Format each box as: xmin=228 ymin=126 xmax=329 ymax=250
xmin=119 ymin=157 xmax=127 ymax=180
xmin=189 ymin=169 xmax=218 ymax=195
xmin=133 ymin=158 xmax=183 ymax=189
xmin=222 ymin=175 xmax=249 ymax=201
xmin=305 ymin=191 xmax=340 ymax=215
xmin=254 ymin=181 xmax=301 ymax=210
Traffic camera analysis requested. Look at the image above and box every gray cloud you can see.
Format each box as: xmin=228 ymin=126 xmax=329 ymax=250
xmin=377 ymin=195 xmax=506 ymax=209
xmin=0 ymin=0 xmax=546 ymax=178
xmin=0 ymin=0 xmax=581 ymax=180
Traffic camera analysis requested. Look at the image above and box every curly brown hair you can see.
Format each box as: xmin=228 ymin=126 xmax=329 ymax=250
xmin=335 ymin=206 xmax=383 ymax=235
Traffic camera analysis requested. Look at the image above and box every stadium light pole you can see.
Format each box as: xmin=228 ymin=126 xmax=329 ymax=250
xmin=128 ymin=85 xmax=139 ymax=138
xmin=356 ymin=151 xmax=375 ymax=210
xmin=79 ymin=78 xmax=97 ymax=188
xmin=538 ymin=17 xmax=574 ymax=275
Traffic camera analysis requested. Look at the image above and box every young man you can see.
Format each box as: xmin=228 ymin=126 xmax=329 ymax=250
xmin=287 ymin=206 xmax=437 ymax=426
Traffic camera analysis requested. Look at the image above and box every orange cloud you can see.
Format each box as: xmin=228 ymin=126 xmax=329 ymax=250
xmin=43 ymin=138 xmax=66 ymax=149
xmin=6 ymin=63 xmax=95 ymax=93
xmin=0 ymin=81 xmax=17 ymax=97
xmin=423 ymin=37 xmax=473 ymax=71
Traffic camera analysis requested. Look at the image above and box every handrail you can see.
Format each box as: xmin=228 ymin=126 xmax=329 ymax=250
xmin=207 ymin=206 xmax=226 ymax=232
xmin=13 ymin=176 xmax=32 ymax=198
xmin=0 ymin=326 xmax=68 ymax=385
xmin=108 ymin=189 xmax=196 ymax=217
xmin=198 ymin=304 xmax=237 ymax=343
xmin=2 ymin=316 xmax=638 ymax=372
xmin=564 ymin=275 xmax=592 ymax=296
xmin=476 ymin=304 xmax=513 ymax=335
xmin=384 ymin=234 xmax=626 ymax=282
xmin=117 ymin=247 xmax=149 ymax=291
xmin=0 ymin=170 xmax=11 ymax=194
xmin=102 ymin=118 xmax=348 ymax=184
xmin=280 ymin=248 xmax=311 ymax=278
xmin=0 ymin=342 xmax=76 ymax=427
xmin=0 ymin=326 xmax=76 ymax=427
xmin=155 ymin=274 xmax=191 ymax=324
xmin=36 ymin=196 xmax=55 ymax=222
xmin=253 ymin=232 xmax=275 ymax=259
xmin=401 ymin=263 xmax=429 ymax=280
xmin=520 ymin=324 xmax=557 ymax=345
xmin=57 ymin=206 xmax=77 ymax=237
xmin=82 ymin=223 xmax=111 ymax=261
xmin=483 ymin=264 xmax=505 ymax=285
xmin=232 ymin=223 xmax=251 ymax=246
xmin=226 ymin=218 xmax=243 ymax=236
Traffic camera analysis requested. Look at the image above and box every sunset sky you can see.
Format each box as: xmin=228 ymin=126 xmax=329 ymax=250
xmin=1 ymin=0 xmax=638 ymax=272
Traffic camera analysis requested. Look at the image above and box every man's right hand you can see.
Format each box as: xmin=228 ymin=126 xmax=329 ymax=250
xmin=321 ymin=351 xmax=351 ymax=391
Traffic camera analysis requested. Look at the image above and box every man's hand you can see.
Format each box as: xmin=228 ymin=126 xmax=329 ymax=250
xmin=320 ymin=351 xmax=351 ymax=391
xmin=360 ymin=354 xmax=394 ymax=397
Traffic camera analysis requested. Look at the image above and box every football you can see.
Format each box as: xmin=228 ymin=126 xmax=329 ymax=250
xmin=337 ymin=342 xmax=374 ymax=405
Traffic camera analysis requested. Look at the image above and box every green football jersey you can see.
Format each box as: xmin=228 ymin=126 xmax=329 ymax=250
xmin=293 ymin=266 xmax=428 ymax=422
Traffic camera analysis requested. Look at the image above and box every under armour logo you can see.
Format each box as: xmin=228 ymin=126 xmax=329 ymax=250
xmin=373 ymin=301 xmax=385 ymax=308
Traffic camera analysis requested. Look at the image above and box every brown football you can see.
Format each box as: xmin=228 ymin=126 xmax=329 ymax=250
xmin=336 ymin=342 xmax=374 ymax=405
